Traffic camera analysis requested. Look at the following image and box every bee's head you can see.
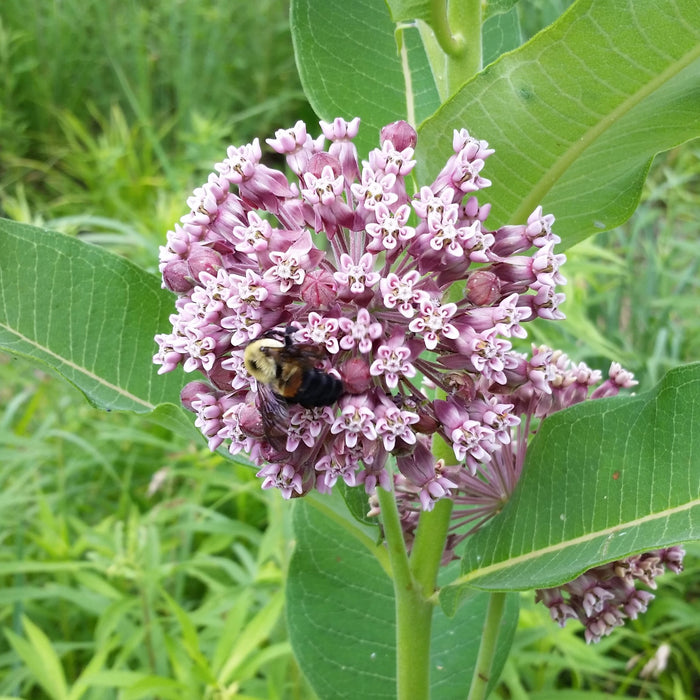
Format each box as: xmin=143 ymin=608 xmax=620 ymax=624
xmin=244 ymin=338 xmax=284 ymax=383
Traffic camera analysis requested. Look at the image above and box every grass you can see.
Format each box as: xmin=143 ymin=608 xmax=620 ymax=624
xmin=0 ymin=0 xmax=315 ymax=271
xmin=0 ymin=358 xmax=314 ymax=698
xmin=0 ymin=0 xmax=698 ymax=696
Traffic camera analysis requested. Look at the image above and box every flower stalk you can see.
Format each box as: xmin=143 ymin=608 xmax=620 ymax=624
xmin=423 ymin=0 xmax=482 ymax=100
xmin=377 ymin=484 xmax=433 ymax=700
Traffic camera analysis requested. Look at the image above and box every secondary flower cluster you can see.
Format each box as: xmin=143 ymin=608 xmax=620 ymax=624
xmin=536 ymin=546 xmax=685 ymax=643
xmin=154 ymin=117 xmax=570 ymax=506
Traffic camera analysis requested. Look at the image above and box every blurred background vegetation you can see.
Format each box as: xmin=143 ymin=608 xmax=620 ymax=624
xmin=0 ymin=0 xmax=698 ymax=697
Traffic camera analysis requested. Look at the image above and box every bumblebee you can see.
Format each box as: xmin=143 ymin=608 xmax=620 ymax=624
xmin=243 ymin=328 xmax=344 ymax=412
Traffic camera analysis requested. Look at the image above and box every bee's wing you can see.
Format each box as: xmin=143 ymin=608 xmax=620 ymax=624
xmin=256 ymin=382 xmax=289 ymax=434
xmin=292 ymin=343 xmax=332 ymax=367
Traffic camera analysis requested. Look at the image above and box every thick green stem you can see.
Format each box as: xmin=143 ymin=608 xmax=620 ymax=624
xmin=410 ymin=497 xmax=453 ymax=596
xmin=467 ymin=591 xmax=507 ymax=700
xmin=445 ymin=0 xmax=482 ymax=96
xmin=377 ymin=485 xmax=439 ymax=700
xmin=425 ymin=0 xmax=483 ymax=100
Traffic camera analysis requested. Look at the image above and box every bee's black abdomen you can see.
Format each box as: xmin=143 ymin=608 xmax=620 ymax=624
xmin=293 ymin=369 xmax=344 ymax=408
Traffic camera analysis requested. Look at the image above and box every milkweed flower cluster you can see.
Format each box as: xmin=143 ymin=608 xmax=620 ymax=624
xmin=154 ymin=116 xmax=568 ymax=503
xmin=153 ymin=117 xmax=674 ymax=641
xmin=536 ymin=546 xmax=685 ymax=643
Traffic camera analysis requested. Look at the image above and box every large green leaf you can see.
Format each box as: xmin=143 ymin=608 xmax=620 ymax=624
xmin=290 ymin=0 xmax=442 ymax=157
xmin=0 ymin=219 xmax=185 ymax=417
xmin=451 ymin=363 xmax=700 ymax=595
xmin=416 ymin=0 xmax=700 ymax=247
xmin=287 ymin=499 xmax=518 ymax=699
xmin=291 ymin=0 xmax=406 ymax=156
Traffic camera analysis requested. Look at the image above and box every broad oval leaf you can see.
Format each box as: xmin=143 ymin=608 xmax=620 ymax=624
xmin=290 ymin=0 xmax=441 ymax=156
xmin=291 ymin=0 xmax=405 ymax=156
xmin=456 ymin=363 xmax=700 ymax=592
xmin=287 ymin=499 xmax=518 ymax=699
xmin=0 ymin=219 xmax=185 ymax=415
xmin=416 ymin=0 xmax=700 ymax=248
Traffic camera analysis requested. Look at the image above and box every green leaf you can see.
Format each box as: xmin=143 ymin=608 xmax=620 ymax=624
xmin=217 ymin=589 xmax=285 ymax=685
xmin=4 ymin=616 xmax=68 ymax=700
xmin=483 ymin=6 xmax=522 ymax=66
xmin=457 ymin=363 xmax=700 ymax=592
xmin=290 ymin=0 xmax=412 ymax=156
xmin=287 ymin=500 xmax=518 ymax=699
xmin=338 ymin=481 xmax=383 ymax=532
xmin=416 ymin=0 xmax=700 ymax=248
xmin=0 ymin=219 xmax=187 ymax=416
xmin=385 ymin=0 xmax=432 ymax=24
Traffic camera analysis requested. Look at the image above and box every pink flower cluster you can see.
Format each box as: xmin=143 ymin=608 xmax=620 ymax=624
xmin=153 ymin=117 xmax=670 ymax=642
xmin=537 ymin=547 xmax=685 ymax=643
xmin=154 ymin=117 xmax=571 ymax=505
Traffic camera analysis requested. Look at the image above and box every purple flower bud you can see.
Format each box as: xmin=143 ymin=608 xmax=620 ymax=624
xmin=380 ymin=120 xmax=417 ymax=151
xmin=300 ymin=269 xmax=338 ymax=306
xmin=237 ymin=403 xmax=265 ymax=438
xmin=340 ymin=357 xmax=372 ymax=395
xmin=187 ymin=245 xmax=223 ymax=282
xmin=180 ymin=381 xmax=214 ymax=412
xmin=466 ymin=270 xmax=501 ymax=306
xmin=206 ymin=359 xmax=239 ymax=391
xmin=306 ymin=152 xmax=342 ymax=179
xmin=162 ymin=258 xmax=194 ymax=293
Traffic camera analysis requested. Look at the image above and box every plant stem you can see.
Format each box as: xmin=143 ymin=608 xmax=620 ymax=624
xmin=377 ymin=485 xmax=435 ymax=700
xmin=410 ymin=497 xmax=453 ymax=596
xmin=425 ymin=0 xmax=483 ymax=100
xmin=467 ymin=591 xmax=507 ymax=700
xmin=446 ymin=0 xmax=482 ymax=97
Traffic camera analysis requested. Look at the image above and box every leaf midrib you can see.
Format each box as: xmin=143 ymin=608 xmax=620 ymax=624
xmin=0 ymin=320 xmax=154 ymax=410
xmin=511 ymin=41 xmax=700 ymax=225
xmin=456 ymin=497 xmax=699 ymax=590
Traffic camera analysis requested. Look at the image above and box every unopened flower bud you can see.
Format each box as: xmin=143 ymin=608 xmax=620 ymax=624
xmin=238 ymin=403 xmax=265 ymax=438
xmin=187 ymin=245 xmax=223 ymax=282
xmin=300 ymin=269 xmax=338 ymax=306
xmin=340 ymin=357 xmax=372 ymax=395
xmin=207 ymin=360 xmax=238 ymax=391
xmin=162 ymin=258 xmax=194 ymax=293
xmin=307 ymin=152 xmax=342 ymax=179
xmin=381 ymin=120 xmax=417 ymax=151
xmin=466 ymin=270 xmax=501 ymax=306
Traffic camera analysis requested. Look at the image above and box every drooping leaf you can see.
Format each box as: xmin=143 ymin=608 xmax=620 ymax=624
xmin=0 ymin=219 xmax=188 ymax=424
xmin=287 ymin=499 xmax=518 ymax=699
xmin=451 ymin=363 xmax=700 ymax=594
xmin=416 ymin=0 xmax=700 ymax=248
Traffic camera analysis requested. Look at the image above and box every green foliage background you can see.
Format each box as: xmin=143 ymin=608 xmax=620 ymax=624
xmin=0 ymin=0 xmax=698 ymax=697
